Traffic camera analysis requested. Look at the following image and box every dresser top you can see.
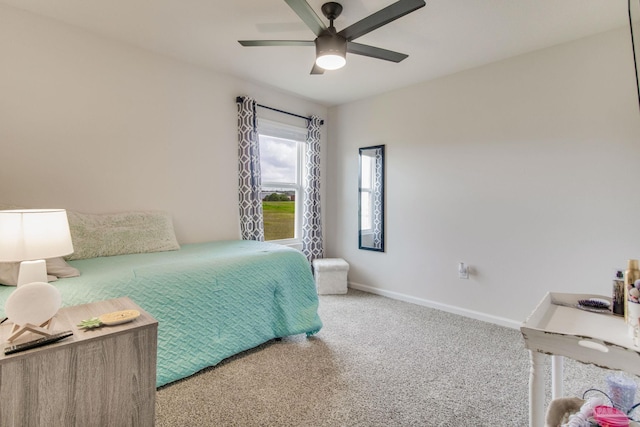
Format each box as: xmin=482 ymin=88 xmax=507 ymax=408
xmin=0 ymin=297 xmax=157 ymax=361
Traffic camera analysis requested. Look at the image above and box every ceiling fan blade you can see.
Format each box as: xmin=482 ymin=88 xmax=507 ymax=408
xmin=238 ymin=40 xmax=315 ymax=47
xmin=310 ymin=63 xmax=325 ymax=75
xmin=284 ymin=0 xmax=327 ymax=37
xmin=338 ymin=0 xmax=426 ymax=41
xmin=347 ymin=42 xmax=408 ymax=63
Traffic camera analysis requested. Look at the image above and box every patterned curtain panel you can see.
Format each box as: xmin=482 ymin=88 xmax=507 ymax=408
xmin=372 ymin=148 xmax=384 ymax=248
xmin=237 ymin=97 xmax=265 ymax=241
xmin=302 ymin=116 xmax=324 ymax=262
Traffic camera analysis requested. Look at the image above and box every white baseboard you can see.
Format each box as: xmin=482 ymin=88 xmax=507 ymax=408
xmin=347 ymin=282 xmax=521 ymax=330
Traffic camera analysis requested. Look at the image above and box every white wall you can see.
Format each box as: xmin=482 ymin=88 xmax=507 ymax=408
xmin=0 ymin=4 xmax=327 ymax=244
xmin=326 ymin=27 xmax=640 ymax=326
xmin=4 ymin=3 xmax=639 ymax=327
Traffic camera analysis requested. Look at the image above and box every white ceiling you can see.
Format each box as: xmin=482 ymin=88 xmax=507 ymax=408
xmin=0 ymin=0 xmax=629 ymax=106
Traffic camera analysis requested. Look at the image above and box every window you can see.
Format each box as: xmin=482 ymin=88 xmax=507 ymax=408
xmin=258 ymin=119 xmax=305 ymax=243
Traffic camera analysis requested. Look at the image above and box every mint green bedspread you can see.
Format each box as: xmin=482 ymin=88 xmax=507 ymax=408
xmin=0 ymin=240 xmax=322 ymax=387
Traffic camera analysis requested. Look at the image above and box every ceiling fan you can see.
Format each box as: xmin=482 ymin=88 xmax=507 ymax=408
xmin=238 ymin=0 xmax=426 ymax=74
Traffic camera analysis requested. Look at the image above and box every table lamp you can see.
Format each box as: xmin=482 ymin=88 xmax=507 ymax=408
xmin=0 ymin=209 xmax=74 ymax=342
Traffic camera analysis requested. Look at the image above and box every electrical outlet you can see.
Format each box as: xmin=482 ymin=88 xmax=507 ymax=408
xmin=458 ymin=262 xmax=469 ymax=279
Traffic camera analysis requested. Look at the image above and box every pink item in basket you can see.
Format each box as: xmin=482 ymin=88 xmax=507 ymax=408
xmin=593 ymin=405 xmax=630 ymax=427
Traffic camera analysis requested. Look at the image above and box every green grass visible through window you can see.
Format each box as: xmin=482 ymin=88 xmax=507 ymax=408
xmin=263 ymin=201 xmax=295 ymax=241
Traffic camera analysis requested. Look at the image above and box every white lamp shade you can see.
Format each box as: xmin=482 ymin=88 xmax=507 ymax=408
xmin=0 ymin=209 xmax=74 ymax=262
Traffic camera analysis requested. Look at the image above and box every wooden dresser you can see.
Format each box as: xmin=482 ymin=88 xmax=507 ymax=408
xmin=0 ymin=297 xmax=158 ymax=427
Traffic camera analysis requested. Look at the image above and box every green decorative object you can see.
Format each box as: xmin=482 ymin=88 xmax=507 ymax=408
xmin=77 ymin=317 xmax=103 ymax=329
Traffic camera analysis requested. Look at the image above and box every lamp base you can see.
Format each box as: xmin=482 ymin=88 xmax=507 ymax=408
xmin=17 ymin=260 xmax=48 ymax=286
xmin=7 ymin=317 xmax=55 ymax=342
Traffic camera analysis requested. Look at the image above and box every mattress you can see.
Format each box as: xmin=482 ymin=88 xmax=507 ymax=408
xmin=0 ymin=240 xmax=323 ymax=387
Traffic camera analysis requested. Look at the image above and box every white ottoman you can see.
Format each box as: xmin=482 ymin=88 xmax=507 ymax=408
xmin=312 ymin=258 xmax=349 ymax=295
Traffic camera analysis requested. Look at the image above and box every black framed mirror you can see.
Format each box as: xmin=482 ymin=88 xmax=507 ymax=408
xmin=359 ymin=145 xmax=385 ymax=252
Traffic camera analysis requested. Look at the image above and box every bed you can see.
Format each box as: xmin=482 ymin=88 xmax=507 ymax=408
xmin=0 ymin=210 xmax=322 ymax=387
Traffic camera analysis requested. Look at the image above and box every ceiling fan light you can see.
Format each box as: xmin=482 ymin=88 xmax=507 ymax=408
xmin=315 ymin=32 xmax=347 ymax=70
xmin=316 ymin=54 xmax=346 ymax=70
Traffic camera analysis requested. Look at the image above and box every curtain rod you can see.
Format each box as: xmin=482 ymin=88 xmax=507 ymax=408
xmin=236 ymin=96 xmax=324 ymax=125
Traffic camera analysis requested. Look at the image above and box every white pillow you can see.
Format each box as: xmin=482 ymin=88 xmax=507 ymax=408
xmin=0 ymin=262 xmax=19 ymax=286
xmin=0 ymin=258 xmax=80 ymax=286
xmin=46 ymin=257 xmax=81 ymax=278
xmin=66 ymin=210 xmax=180 ymax=260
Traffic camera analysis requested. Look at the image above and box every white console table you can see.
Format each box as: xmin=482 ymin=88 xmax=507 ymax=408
xmin=521 ymin=292 xmax=640 ymax=427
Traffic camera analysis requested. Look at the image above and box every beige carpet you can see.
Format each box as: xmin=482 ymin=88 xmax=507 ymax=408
xmin=155 ymin=289 xmax=635 ymax=426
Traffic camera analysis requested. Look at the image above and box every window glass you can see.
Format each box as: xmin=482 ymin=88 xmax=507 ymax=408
xmin=258 ymin=119 xmax=305 ymax=242
xmin=260 ymin=136 xmax=297 ymax=183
